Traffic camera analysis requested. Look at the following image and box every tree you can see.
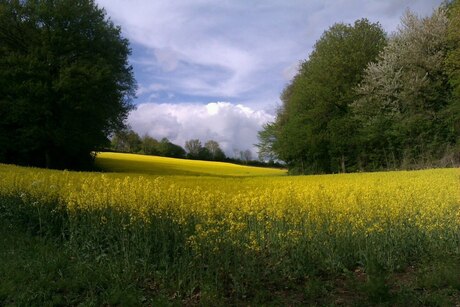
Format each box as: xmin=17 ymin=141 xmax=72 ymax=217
xmin=204 ymin=140 xmax=226 ymax=161
xmin=111 ymin=129 xmax=141 ymax=153
xmin=261 ymin=19 xmax=386 ymax=173
xmin=256 ymin=123 xmax=277 ymax=161
xmin=141 ymin=135 xmax=159 ymax=155
xmin=446 ymin=0 xmax=460 ymax=152
xmin=0 ymin=0 xmax=135 ymax=169
xmin=240 ymin=149 xmax=252 ymax=163
xmin=157 ymin=138 xmax=185 ymax=158
xmin=185 ymin=139 xmax=202 ymax=159
xmin=197 ymin=147 xmax=212 ymax=160
xmin=353 ymin=7 xmax=455 ymax=168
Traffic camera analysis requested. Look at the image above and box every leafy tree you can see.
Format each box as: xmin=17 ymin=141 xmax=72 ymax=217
xmin=262 ymin=19 xmax=386 ymax=173
xmin=446 ymin=0 xmax=460 ymax=151
xmin=197 ymin=147 xmax=212 ymax=161
xmin=354 ymin=7 xmax=455 ymax=168
xmin=157 ymin=138 xmax=185 ymax=158
xmin=256 ymin=123 xmax=277 ymax=161
xmin=204 ymin=140 xmax=226 ymax=161
xmin=0 ymin=0 xmax=135 ymax=169
xmin=185 ymin=139 xmax=202 ymax=159
xmin=141 ymin=135 xmax=159 ymax=155
xmin=111 ymin=129 xmax=142 ymax=153
xmin=240 ymin=149 xmax=252 ymax=163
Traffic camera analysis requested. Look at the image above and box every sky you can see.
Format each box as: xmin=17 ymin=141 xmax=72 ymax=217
xmin=96 ymin=0 xmax=442 ymax=158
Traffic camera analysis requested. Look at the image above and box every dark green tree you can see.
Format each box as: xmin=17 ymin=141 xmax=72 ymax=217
xmin=111 ymin=129 xmax=141 ymax=153
xmin=446 ymin=0 xmax=460 ymax=156
xmin=197 ymin=147 xmax=212 ymax=161
xmin=141 ymin=135 xmax=160 ymax=155
xmin=0 ymin=0 xmax=135 ymax=169
xmin=157 ymin=138 xmax=185 ymax=158
xmin=204 ymin=140 xmax=226 ymax=161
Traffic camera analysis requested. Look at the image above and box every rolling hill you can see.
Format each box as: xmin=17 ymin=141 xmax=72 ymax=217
xmin=94 ymin=152 xmax=286 ymax=177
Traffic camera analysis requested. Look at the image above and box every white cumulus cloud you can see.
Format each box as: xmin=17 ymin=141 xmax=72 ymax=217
xmin=128 ymin=102 xmax=274 ymax=158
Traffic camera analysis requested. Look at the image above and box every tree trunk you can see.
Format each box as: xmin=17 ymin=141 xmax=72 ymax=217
xmin=340 ymin=154 xmax=346 ymax=173
xmin=45 ymin=150 xmax=51 ymax=169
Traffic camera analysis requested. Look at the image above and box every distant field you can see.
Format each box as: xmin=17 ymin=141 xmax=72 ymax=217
xmin=95 ymin=151 xmax=287 ymax=177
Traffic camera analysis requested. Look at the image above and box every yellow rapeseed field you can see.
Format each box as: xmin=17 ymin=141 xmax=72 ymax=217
xmin=95 ymin=152 xmax=286 ymax=177
xmin=0 ymin=153 xmax=459 ymax=276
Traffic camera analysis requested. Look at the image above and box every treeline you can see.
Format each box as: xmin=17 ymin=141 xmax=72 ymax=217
xmin=111 ymin=129 xmax=186 ymax=158
xmin=109 ymin=129 xmax=283 ymax=168
xmin=258 ymin=2 xmax=460 ymax=174
xmin=0 ymin=0 xmax=135 ymax=170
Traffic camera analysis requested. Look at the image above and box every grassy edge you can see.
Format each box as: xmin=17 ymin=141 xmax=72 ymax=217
xmin=1 ymin=216 xmax=459 ymax=306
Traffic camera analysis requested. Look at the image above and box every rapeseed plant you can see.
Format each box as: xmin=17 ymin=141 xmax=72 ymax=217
xmin=0 ymin=161 xmax=458 ymax=297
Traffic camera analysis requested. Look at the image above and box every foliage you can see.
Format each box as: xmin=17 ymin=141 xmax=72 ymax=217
xmin=110 ymin=132 xmax=187 ymax=159
xmin=259 ymin=4 xmax=460 ymax=174
xmin=111 ymin=128 xmax=142 ymax=153
xmin=141 ymin=135 xmax=160 ymax=155
xmin=354 ymin=7 xmax=456 ymax=169
xmin=204 ymin=140 xmax=226 ymax=161
xmin=110 ymin=129 xmax=229 ymax=162
xmin=256 ymin=122 xmax=278 ymax=161
xmin=0 ymin=162 xmax=458 ymax=304
xmin=261 ymin=19 xmax=386 ymax=173
xmin=157 ymin=138 xmax=186 ymax=158
xmin=184 ymin=139 xmax=202 ymax=159
xmin=185 ymin=139 xmax=227 ymax=161
xmin=0 ymin=0 xmax=135 ymax=169
xmin=0 ymin=221 xmax=148 ymax=306
xmin=446 ymin=0 xmax=460 ymax=147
